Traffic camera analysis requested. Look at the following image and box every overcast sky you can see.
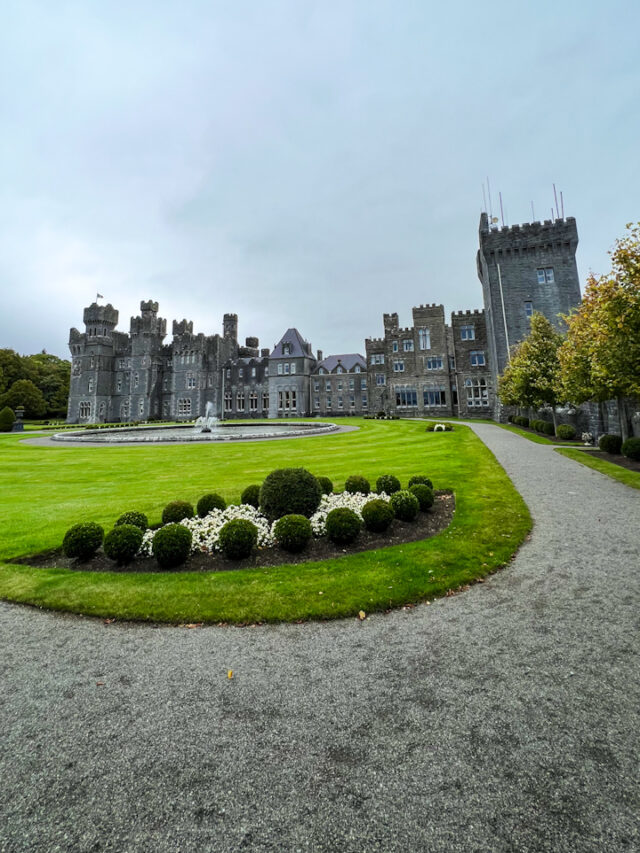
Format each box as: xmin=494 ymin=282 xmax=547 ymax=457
xmin=1 ymin=0 xmax=639 ymax=359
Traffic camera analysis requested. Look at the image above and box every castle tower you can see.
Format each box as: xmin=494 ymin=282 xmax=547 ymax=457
xmin=129 ymin=300 xmax=167 ymax=420
xmin=67 ymin=302 xmax=120 ymax=422
xmin=477 ymin=212 xmax=580 ymax=381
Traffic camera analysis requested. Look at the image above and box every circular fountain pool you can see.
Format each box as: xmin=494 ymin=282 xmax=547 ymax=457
xmin=51 ymin=421 xmax=341 ymax=444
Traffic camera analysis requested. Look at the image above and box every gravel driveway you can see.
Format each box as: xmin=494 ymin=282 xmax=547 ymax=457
xmin=1 ymin=424 xmax=638 ymax=852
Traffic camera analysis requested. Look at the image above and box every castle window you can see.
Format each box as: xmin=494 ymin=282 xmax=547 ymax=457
xmin=224 ymin=391 xmax=232 ymax=412
xmin=90 ymin=357 xmax=95 ymax=368
xmin=262 ymin=392 xmax=269 ymax=410
xmin=186 ymin=373 xmax=196 ymax=389
xmin=338 ymin=396 xmax=343 ymax=409
xmin=284 ymin=363 xmax=290 ymax=375
xmin=290 ymin=363 xmax=296 ymax=374
xmin=177 ymin=398 xmax=192 ymax=416
xmin=337 ymin=366 xmax=343 ymax=374
xmin=449 ymin=356 xmax=455 ymax=370
xmin=355 ymin=365 xmax=361 ymax=373
xmin=314 ymin=381 xmax=320 ymax=391
xmin=326 ymin=381 xmax=331 ymax=392
xmin=393 ymin=360 xmax=404 ymax=373
xmin=425 ymin=356 xmax=443 ymax=370
xmin=376 ymin=374 xmax=386 ymax=386
xmin=470 ymin=351 xmax=485 ymax=366
xmin=277 ymin=364 xmax=283 ymax=375
xmin=239 ymin=368 xmax=243 ymax=378
xmin=134 ymin=372 xmax=139 ymax=389
xmin=418 ymin=329 xmax=431 ymax=350
xmin=403 ymin=340 xmax=414 ymax=352
xmin=362 ymin=394 xmax=368 ymax=408
xmin=392 ymin=341 xmax=399 ymax=353
xmin=337 ymin=381 xmax=343 ymax=391
xmin=251 ymin=367 xmax=256 ymax=378
xmin=318 ymin=367 xmax=325 ymax=374
xmin=423 ymin=385 xmax=446 ymax=407
xmin=226 ymin=369 xmax=231 ymax=378
xmin=79 ymin=402 xmax=91 ymax=418
xmin=349 ymin=379 xmax=355 ymax=390
xmin=282 ymin=343 xmax=291 ymax=355
xmin=163 ymin=402 xmax=170 ymax=417
xmin=537 ymin=267 xmax=554 ymax=284
xmin=396 ymin=387 xmax=418 ymax=407
xmin=88 ymin=378 xmax=94 ymax=393
xmin=361 ymin=379 xmax=367 ymax=390
xmin=525 ymin=300 xmax=533 ymax=318
xmin=314 ymin=397 xmax=320 ymax=409
xmin=460 ymin=325 xmax=475 ymax=341
xmin=264 ymin=367 xmax=269 ymax=377
xmin=249 ymin=391 xmax=258 ymax=411
xmin=236 ymin=392 xmax=245 ymax=412
xmin=370 ymin=354 xmax=384 ymax=365
xmin=117 ymin=377 xmax=122 ymax=392
xmin=99 ymin=402 xmax=106 ymax=419
xmin=139 ymin=400 xmax=144 ymax=415
xmin=326 ymin=397 xmax=332 ymax=409
xmin=465 ymin=377 xmax=489 ymax=407
xmin=121 ymin=400 xmax=130 ymax=419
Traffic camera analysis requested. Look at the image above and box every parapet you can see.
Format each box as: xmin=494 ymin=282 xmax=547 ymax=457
xmin=479 ymin=212 xmax=578 ymax=252
xmin=140 ymin=300 xmax=159 ymax=316
xmin=83 ymin=302 xmax=119 ymax=327
xmin=172 ymin=319 xmax=194 ymax=336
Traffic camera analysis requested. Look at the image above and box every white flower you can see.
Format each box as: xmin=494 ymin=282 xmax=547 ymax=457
xmin=309 ymin=491 xmax=391 ymax=536
xmin=434 ymin=423 xmax=447 ymax=432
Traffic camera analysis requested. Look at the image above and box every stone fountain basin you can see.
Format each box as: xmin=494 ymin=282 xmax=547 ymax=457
xmin=52 ymin=421 xmax=340 ymax=443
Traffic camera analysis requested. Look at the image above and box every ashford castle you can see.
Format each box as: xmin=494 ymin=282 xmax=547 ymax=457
xmin=67 ymin=213 xmax=581 ymax=423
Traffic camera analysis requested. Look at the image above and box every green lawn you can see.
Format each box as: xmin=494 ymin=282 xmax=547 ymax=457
xmin=0 ymin=419 xmax=531 ymax=623
xmin=555 ymin=447 xmax=640 ymax=490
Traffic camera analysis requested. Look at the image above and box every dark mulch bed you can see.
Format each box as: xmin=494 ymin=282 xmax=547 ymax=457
xmin=16 ymin=492 xmax=455 ymax=574
xmin=577 ymin=449 xmax=640 ymax=474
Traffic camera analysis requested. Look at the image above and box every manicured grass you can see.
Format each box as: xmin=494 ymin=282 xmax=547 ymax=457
xmin=555 ymin=447 xmax=640 ymax=491
xmin=0 ymin=419 xmax=531 ymax=623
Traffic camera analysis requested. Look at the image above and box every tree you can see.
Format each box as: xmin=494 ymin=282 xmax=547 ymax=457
xmin=0 ymin=379 xmax=47 ymax=418
xmin=498 ymin=312 xmax=565 ymax=426
xmin=0 ymin=406 xmax=15 ymax=432
xmin=558 ymin=222 xmax=640 ymax=439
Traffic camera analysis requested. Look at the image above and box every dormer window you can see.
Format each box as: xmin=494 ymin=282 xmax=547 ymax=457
xmin=355 ymin=365 xmax=361 ymax=373
xmin=282 ymin=343 xmax=291 ymax=355
xmin=336 ymin=366 xmax=343 ymax=374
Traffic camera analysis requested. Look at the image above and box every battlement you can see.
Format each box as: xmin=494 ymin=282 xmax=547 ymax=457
xmin=479 ymin=212 xmax=578 ymax=253
xmin=365 ymin=337 xmax=385 ymax=347
xmin=140 ymin=300 xmax=159 ymax=316
xmin=83 ymin=302 xmax=119 ymax=327
xmin=452 ymin=309 xmax=484 ymax=318
xmin=172 ymin=319 xmax=193 ymax=336
xmin=413 ymin=303 xmax=439 ymax=310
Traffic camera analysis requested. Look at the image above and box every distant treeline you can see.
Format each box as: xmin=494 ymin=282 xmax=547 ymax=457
xmin=0 ymin=349 xmax=70 ymax=418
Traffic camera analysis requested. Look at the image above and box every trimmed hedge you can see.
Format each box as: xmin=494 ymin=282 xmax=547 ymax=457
xmin=240 ymin=484 xmax=261 ymax=508
xmin=218 ymin=519 xmax=258 ymax=560
xmin=103 ymin=524 xmax=143 ymax=565
xmin=0 ymin=406 xmax=15 ymax=432
xmin=152 ymin=524 xmax=192 ymax=569
xmin=325 ymin=507 xmax=362 ymax=544
xmin=599 ymin=434 xmax=623 ymax=455
xmin=376 ymin=474 xmax=401 ymax=495
xmin=196 ymin=493 xmax=226 ymax=518
xmin=621 ymin=437 xmax=640 ymax=461
xmin=361 ymin=499 xmax=394 ymax=533
xmin=316 ymin=476 xmax=333 ymax=495
xmin=408 ymin=475 xmax=433 ymax=489
xmin=390 ymin=490 xmax=420 ymax=522
xmin=556 ymin=424 xmax=576 ymax=440
xmin=259 ymin=468 xmax=322 ymax=520
xmin=409 ymin=484 xmax=435 ymax=511
xmin=162 ymin=500 xmax=195 ymax=524
xmin=62 ymin=522 xmax=104 ymax=560
xmin=115 ymin=511 xmax=148 ymax=531
xmin=344 ymin=475 xmax=371 ymax=495
xmin=273 ymin=514 xmax=312 ymax=553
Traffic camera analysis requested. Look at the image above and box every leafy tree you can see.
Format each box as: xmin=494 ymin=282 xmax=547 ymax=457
xmin=0 ymin=349 xmax=70 ymax=417
xmin=0 ymin=379 xmax=47 ymax=418
xmin=498 ymin=312 xmax=564 ymax=426
xmin=558 ymin=222 xmax=640 ymax=439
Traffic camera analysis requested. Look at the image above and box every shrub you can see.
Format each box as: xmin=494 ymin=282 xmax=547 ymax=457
xmin=556 ymin=424 xmax=576 ymax=440
xmin=519 ymin=417 xmax=530 ymax=428
xmin=344 ymin=475 xmax=370 ymax=495
xmin=621 ymin=437 xmax=640 ymax=461
xmin=409 ymin=484 xmax=435 ymax=511
xmin=408 ymin=475 xmax=433 ymax=489
xmin=62 ymin=522 xmax=104 ymax=560
xmin=115 ymin=511 xmax=148 ymax=531
xmin=376 ymin=474 xmax=401 ymax=495
xmin=390 ymin=490 xmax=420 ymax=522
xmin=316 ymin=476 xmax=333 ymax=495
xmin=361 ymin=499 xmax=395 ymax=533
xmin=241 ymin=484 xmax=261 ymax=508
xmin=197 ymin=493 xmax=226 ymax=518
xmin=425 ymin=421 xmax=453 ymax=432
xmin=259 ymin=468 xmax=322 ymax=520
xmin=218 ymin=519 xmax=258 ymax=560
xmin=325 ymin=507 xmax=362 ymax=544
xmin=0 ymin=406 xmax=15 ymax=432
xmin=161 ymin=500 xmax=195 ymax=524
xmin=273 ymin=514 xmax=312 ymax=553
xmin=541 ymin=421 xmax=554 ymax=435
xmin=599 ymin=433 xmax=623 ymax=454
xmin=103 ymin=524 xmax=143 ymax=565
xmin=152 ymin=524 xmax=192 ymax=569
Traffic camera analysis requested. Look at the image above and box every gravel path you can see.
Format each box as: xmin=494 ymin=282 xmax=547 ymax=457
xmin=1 ymin=425 xmax=638 ymax=852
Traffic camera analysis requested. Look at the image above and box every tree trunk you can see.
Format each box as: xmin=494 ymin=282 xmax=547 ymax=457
xmin=551 ymin=407 xmax=558 ymax=430
xmin=617 ymin=397 xmax=629 ymax=441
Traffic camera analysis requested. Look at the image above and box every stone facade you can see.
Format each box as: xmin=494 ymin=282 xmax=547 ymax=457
xmin=67 ymin=212 xmax=584 ymax=425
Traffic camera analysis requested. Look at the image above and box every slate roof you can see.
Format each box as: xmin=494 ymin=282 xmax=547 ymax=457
xmin=270 ymin=328 xmax=313 ymax=359
xmin=315 ymin=353 xmax=366 ymax=374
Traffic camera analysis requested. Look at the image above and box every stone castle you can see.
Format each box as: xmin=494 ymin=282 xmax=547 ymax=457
xmin=67 ymin=213 xmax=581 ymax=423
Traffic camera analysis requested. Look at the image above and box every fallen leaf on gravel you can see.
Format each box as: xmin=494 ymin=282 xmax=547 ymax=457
xmin=227 ymin=670 xmax=233 ymax=679
xmin=103 ymin=619 xmax=115 ymax=624
xmin=185 ymin=623 xmax=203 ymax=629
xmin=358 ymin=610 xmax=366 ymax=620
xmin=96 ymin=682 xmax=105 ymax=686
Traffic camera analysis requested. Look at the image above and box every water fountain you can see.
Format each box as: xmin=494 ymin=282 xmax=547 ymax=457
xmin=194 ymin=401 xmax=219 ymax=433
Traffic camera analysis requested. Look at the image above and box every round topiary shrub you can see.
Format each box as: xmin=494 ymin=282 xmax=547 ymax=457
xmin=361 ymin=499 xmax=395 ymax=533
xmin=241 ymin=484 xmax=261 ymax=508
xmin=259 ymin=468 xmax=322 ymax=520
xmin=152 ymin=523 xmax=192 ymax=569
xmin=376 ymin=474 xmax=401 ymax=495
xmin=556 ymin=424 xmax=576 ymax=441
xmin=218 ymin=519 xmax=258 ymax=560
xmin=103 ymin=524 xmax=143 ymax=565
xmin=621 ymin=437 xmax=640 ymax=461
xmin=599 ymin=433 xmax=623 ymax=454
xmin=390 ymin=490 xmax=420 ymax=522
xmin=409 ymin=483 xmax=435 ymax=511
xmin=542 ymin=421 xmax=555 ymax=435
xmin=0 ymin=406 xmax=15 ymax=432
xmin=344 ymin=475 xmax=370 ymax=495
xmin=273 ymin=514 xmax=312 ymax=553
xmin=196 ymin=493 xmax=226 ymax=518
xmin=519 ymin=417 xmax=530 ymax=428
xmin=62 ymin=522 xmax=104 ymax=560
xmin=115 ymin=510 xmax=148 ymax=531
xmin=161 ymin=500 xmax=195 ymax=524
xmin=408 ymin=475 xmax=433 ymax=489
xmin=316 ymin=476 xmax=333 ymax=495
xmin=325 ymin=507 xmax=362 ymax=544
